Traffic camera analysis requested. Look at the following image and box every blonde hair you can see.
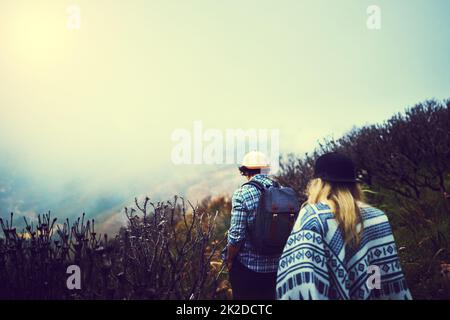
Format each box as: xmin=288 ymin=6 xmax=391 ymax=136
xmin=306 ymin=178 xmax=365 ymax=245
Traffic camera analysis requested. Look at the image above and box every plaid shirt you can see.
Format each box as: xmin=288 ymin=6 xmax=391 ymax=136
xmin=227 ymin=174 xmax=281 ymax=273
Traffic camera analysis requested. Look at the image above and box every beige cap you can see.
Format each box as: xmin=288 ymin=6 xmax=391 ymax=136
xmin=240 ymin=151 xmax=270 ymax=169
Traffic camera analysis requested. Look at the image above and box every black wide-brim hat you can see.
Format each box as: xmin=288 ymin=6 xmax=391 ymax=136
xmin=314 ymin=152 xmax=357 ymax=183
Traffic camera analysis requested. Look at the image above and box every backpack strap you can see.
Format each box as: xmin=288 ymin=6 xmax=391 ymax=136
xmin=240 ymin=180 xmax=266 ymax=242
xmin=242 ymin=180 xmax=266 ymax=192
xmin=242 ymin=178 xmax=280 ymax=191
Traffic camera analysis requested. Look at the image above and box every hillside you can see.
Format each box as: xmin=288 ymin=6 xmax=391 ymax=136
xmin=1 ymin=99 xmax=449 ymax=299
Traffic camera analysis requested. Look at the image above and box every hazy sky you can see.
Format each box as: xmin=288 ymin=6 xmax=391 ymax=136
xmin=0 ymin=0 xmax=449 ymax=225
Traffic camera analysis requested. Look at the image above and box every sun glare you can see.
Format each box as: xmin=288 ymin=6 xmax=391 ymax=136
xmin=2 ymin=2 xmax=69 ymax=68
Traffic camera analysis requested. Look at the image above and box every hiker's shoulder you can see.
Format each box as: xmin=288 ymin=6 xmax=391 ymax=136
xmin=232 ymin=183 xmax=255 ymax=201
xmin=300 ymin=202 xmax=333 ymax=218
xmin=252 ymin=174 xmax=276 ymax=187
xmin=359 ymin=203 xmax=389 ymax=222
xmin=296 ymin=203 xmax=332 ymax=234
xmin=242 ymin=175 xmax=272 ymax=190
xmin=231 ymin=175 xmax=270 ymax=200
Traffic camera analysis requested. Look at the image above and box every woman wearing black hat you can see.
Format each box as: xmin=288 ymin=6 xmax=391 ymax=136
xmin=276 ymin=153 xmax=412 ymax=300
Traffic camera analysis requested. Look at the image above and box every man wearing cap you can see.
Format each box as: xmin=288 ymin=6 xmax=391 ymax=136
xmin=225 ymin=151 xmax=280 ymax=300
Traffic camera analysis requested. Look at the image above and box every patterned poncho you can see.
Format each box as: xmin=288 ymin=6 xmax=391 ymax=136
xmin=276 ymin=203 xmax=412 ymax=300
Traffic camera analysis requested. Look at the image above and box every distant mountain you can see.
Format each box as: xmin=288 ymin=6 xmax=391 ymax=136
xmin=96 ymin=166 xmax=244 ymax=234
xmin=0 ymin=161 xmax=248 ymax=236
